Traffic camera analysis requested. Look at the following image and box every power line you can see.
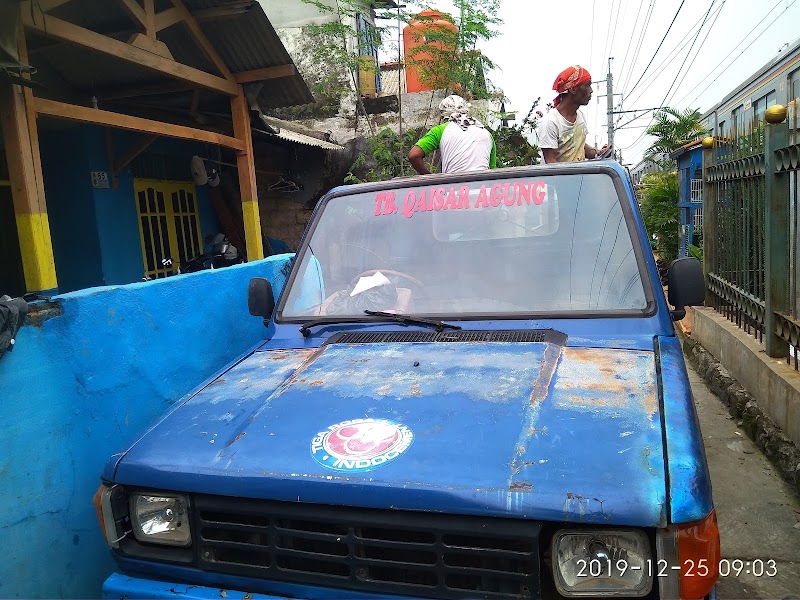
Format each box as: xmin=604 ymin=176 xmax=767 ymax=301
xmin=622 ymin=0 xmax=726 ymax=107
xmin=674 ymin=0 xmax=795 ymax=108
xmin=663 ymin=0 xmax=725 ymax=107
xmin=626 ymin=0 xmax=686 ymax=97
xmin=607 ymin=0 xmax=626 ymax=67
xmin=616 ymin=0 xmax=645 ymax=94
xmin=614 ymin=107 xmax=659 ymax=131
xmin=600 ymin=0 xmax=619 ymax=74
xmin=619 ymin=0 xmax=655 ymax=93
xmin=619 ymin=0 xmax=717 ymax=153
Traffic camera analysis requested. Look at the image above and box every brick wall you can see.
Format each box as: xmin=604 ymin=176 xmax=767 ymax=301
xmin=257 ymin=174 xmax=314 ymax=251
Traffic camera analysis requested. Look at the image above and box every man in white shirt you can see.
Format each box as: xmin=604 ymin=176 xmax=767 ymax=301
xmin=409 ymin=95 xmax=497 ymax=174
xmin=538 ymin=65 xmax=607 ymax=163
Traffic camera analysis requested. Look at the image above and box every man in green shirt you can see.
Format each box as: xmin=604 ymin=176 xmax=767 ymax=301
xmin=409 ymin=95 xmax=497 ymax=175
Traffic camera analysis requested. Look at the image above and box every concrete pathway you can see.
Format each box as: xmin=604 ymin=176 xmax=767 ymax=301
xmin=689 ymin=364 xmax=800 ymax=599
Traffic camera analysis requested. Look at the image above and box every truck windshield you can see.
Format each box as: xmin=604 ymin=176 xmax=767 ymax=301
xmin=278 ymin=172 xmax=650 ymax=319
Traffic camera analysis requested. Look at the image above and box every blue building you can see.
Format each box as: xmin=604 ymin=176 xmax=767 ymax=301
xmin=0 ymin=1 xmax=333 ymax=297
xmin=669 ymin=139 xmax=705 ymax=258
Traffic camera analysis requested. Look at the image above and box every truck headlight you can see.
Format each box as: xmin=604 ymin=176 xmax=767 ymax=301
xmin=552 ymin=529 xmax=652 ymax=597
xmin=130 ymin=494 xmax=192 ymax=547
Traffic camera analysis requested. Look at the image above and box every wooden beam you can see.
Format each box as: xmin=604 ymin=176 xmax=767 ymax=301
xmin=16 ymin=27 xmax=47 ymax=214
xmin=21 ymin=10 xmax=239 ymax=96
xmin=194 ymin=6 xmax=251 ymax=21
xmin=144 ymin=0 xmax=156 ymax=38
xmin=34 ymin=97 xmax=244 ymax=150
xmin=35 ymin=0 xmax=74 ymax=11
xmin=117 ymin=0 xmax=146 ymax=28
xmin=170 ymin=0 xmax=234 ymax=81
xmin=155 ymin=7 xmax=183 ymax=31
xmin=0 ymin=29 xmax=58 ymax=293
xmin=0 ymin=85 xmax=58 ymax=292
xmin=233 ymin=65 xmax=296 ymax=84
xmin=231 ymin=85 xmax=264 ymax=260
xmin=190 ymin=89 xmax=201 ymax=114
xmin=114 ymin=134 xmax=159 ymax=176
xmin=96 ymin=81 xmax=193 ymax=101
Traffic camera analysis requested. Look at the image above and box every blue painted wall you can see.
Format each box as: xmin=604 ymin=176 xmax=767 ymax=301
xmin=84 ymin=127 xmax=222 ymax=286
xmin=675 ymin=146 xmax=704 ymax=257
xmin=39 ymin=125 xmax=223 ymax=292
xmin=0 ymin=256 xmax=291 ymax=599
xmin=40 ymin=127 xmax=105 ymax=293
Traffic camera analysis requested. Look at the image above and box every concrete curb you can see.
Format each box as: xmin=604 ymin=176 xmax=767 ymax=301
xmin=682 ymin=335 xmax=800 ymax=497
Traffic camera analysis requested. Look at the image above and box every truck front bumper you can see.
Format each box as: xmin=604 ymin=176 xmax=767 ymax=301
xmin=103 ymin=573 xmax=289 ymax=600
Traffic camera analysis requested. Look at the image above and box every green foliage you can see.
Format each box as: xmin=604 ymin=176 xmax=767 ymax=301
xmin=345 ymin=128 xmax=431 ymax=183
xmin=639 ymin=171 xmax=680 ymax=262
xmin=301 ymin=0 xmax=384 ymax=75
xmin=401 ymin=0 xmax=502 ymax=100
xmin=645 ymin=107 xmax=709 ymax=163
xmin=689 ymin=244 xmax=704 ymax=263
xmin=298 ymin=0 xmax=387 ymax=131
xmin=483 ymin=99 xmax=542 ymax=167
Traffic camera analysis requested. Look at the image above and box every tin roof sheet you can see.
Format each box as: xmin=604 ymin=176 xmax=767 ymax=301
xmin=27 ymin=0 xmax=313 ymax=109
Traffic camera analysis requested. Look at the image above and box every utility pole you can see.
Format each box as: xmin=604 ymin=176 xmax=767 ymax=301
xmin=607 ymin=57 xmax=614 ymax=148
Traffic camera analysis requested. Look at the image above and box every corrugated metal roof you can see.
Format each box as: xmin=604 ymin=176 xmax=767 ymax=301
xmin=380 ymin=64 xmax=406 ymax=96
xmin=27 ymin=0 xmax=313 ymax=108
xmin=193 ymin=4 xmax=314 ymax=108
xmin=272 ymin=127 xmax=344 ymax=150
xmin=260 ymin=116 xmax=343 ymax=150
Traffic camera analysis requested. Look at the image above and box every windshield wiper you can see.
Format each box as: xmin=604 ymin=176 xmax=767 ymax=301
xmin=363 ymin=310 xmax=461 ymax=332
xmin=299 ymin=311 xmax=460 ymax=338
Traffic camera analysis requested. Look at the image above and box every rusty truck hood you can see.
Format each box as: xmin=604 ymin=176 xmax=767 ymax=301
xmin=115 ymin=338 xmax=667 ymax=526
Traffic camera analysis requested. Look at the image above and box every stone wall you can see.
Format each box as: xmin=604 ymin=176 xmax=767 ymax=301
xmin=684 ymin=307 xmax=800 ymax=495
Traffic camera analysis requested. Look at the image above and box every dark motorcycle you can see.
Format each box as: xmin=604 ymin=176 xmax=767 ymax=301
xmin=150 ymin=235 xmax=243 ymax=280
xmin=180 ymin=234 xmax=243 ymax=273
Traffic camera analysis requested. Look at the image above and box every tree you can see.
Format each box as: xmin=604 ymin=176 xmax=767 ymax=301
xmin=639 ymin=171 xmax=680 ymax=263
xmin=644 ymin=107 xmax=709 ymax=167
xmin=401 ymin=0 xmax=502 ymax=100
xmin=298 ymin=0 xmax=388 ymax=134
xmin=476 ymin=98 xmax=543 ymax=168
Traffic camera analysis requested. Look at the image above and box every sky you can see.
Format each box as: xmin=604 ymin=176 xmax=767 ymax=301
xmin=379 ymin=0 xmax=800 ymax=166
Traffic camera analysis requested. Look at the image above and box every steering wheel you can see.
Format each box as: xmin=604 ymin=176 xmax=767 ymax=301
xmin=349 ymin=269 xmax=425 ymax=290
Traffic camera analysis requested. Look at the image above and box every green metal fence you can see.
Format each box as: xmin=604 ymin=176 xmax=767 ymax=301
xmin=703 ymin=104 xmax=800 ymax=367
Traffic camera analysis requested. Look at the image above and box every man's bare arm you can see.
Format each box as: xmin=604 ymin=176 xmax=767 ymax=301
xmin=542 ymin=148 xmax=559 ymax=164
xmin=585 ymin=144 xmax=608 ymax=159
xmin=408 ymin=146 xmax=430 ymax=175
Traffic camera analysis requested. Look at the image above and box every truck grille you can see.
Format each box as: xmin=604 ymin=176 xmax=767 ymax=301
xmin=194 ymin=496 xmax=541 ymax=599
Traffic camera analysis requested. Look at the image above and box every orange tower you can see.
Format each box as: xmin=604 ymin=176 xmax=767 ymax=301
xmin=402 ymin=10 xmax=458 ymax=93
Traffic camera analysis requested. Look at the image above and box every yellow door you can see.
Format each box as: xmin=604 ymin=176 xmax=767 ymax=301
xmin=134 ymin=179 xmax=203 ymax=279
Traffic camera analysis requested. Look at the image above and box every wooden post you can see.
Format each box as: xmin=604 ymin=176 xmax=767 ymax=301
xmin=0 ymin=85 xmax=58 ymax=293
xmin=0 ymin=24 xmax=57 ymax=293
xmin=701 ymin=142 xmax=716 ymax=307
xmin=230 ymin=85 xmax=263 ymax=261
xmin=763 ymin=113 xmax=790 ymax=358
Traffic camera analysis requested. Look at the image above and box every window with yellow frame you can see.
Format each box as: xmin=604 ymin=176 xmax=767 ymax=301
xmin=134 ymin=179 xmax=203 ymax=279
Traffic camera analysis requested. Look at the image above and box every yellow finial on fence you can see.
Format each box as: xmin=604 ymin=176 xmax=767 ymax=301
xmin=765 ymin=105 xmax=788 ymax=124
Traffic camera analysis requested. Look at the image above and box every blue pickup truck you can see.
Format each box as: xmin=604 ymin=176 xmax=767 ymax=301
xmin=95 ymin=161 xmax=718 ymax=600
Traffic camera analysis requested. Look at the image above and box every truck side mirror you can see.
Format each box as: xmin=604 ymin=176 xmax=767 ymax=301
xmin=667 ymin=257 xmax=705 ymax=321
xmin=248 ymin=278 xmax=275 ymax=325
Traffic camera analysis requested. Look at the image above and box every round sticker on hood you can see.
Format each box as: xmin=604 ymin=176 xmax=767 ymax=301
xmin=311 ymin=418 xmax=414 ymax=472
